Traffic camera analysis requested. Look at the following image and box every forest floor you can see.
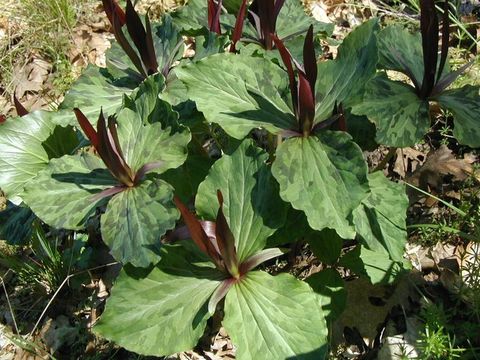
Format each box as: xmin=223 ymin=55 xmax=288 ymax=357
xmin=1 ymin=0 xmax=480 ymax=359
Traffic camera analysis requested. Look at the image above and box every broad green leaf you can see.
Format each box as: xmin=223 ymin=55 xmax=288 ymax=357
xmin=95 ymin=243 xmax=224 ymax=356
xmin=352 ymin=73 xmax=430 ymax=147
xmin=306 ymin=268 xmax=346 ymax=321
xmin=314 ymin=19 xmax=378 ymax=122
xmin=162 ymin=154 xmax=214 ymax=202
xmin=101 ymin=178 xmax=179 ymax=267
xmin=353 ymin=172 xmax=408 ymax=262
xmin=116 ymin=108 xmax=190 ymax=175
xmin=0 ymin=110 xmax=78 ymax=202
xmin=22 ymin=154 xmax=116 ymax=230
xmin=306 ymin=229 xmax=343 ymax=265
xmin=171 ymin=0 xmax=235 ymax=34
xmin=194 ymin=32 xmax=228 ymax=61
xmin=339 ymin=246 xmax=409 ymax=284
xmin=152 ymin=14 xmax=185 ymax=73
xmin=377 ymin=25 xmax=424 ymax=87
xmin=344 ymin=110 xmax=377 ymax=151
xmin=196 ymin=140 xmax=287 ymax=261
xmin=266 ymin=207 xmax=311 ymax=247
xmin=272 ymin=133 xmax=369 ymax=239
xmin=435 ymin=85 xmax=480 ymax=148
xmin=0 ymin=202 xmax=35 ymax=245
xmin=176 ymin=53 xmax=296 ymax=139
xmin=224 ymin=271 xmax=328 ymax=360
xmin=276 ymin=0 xmax=333 ymax=39
xmin=58 ymin=65 xmax=137 ymax=126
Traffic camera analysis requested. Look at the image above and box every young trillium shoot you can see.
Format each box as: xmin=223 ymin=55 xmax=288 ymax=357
xmin=174 ymin=190 xmax=285 ymax=314
xmin=74 ymin=108 xmax=163 ymax=198
xmin=353 ymin=0 xmax=480 ymax=147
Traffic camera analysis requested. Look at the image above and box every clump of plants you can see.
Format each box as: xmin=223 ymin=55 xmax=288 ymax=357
xmin=0 ymin=0 xmax=478 ymax=358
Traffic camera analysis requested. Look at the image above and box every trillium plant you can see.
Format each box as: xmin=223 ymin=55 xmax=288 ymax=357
xmin=0 ymin=0 xmax=478 ymax=358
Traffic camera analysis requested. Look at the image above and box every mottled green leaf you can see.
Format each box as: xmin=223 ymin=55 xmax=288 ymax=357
xmin=353 ymin=172 xmax=408 ymax=262
xmin=95 ymin=243 xmax=223 ymax=356
xmin=306 ymin=229 xmax=343 ymax=265
xmin=22 ymin=154 xmax=116 ymax=229
xmin=59 ymin=65 xmax=137 ymax=126
xmin=116 ymin=107 xmax=190 ymax=175
xmin=171 ymin=0 xmax=235 ymax=34
xmin=176 ymin=53 xmax=296 ymax=139
xmin=314 ymin=19 xmax=378 ymax=122
xmin=224 ymin=271 xmax=328 ymax=360
xmin=152 ymin=14 xmax=184 ymax=73
xmin=344 ymin=110 xmax=377 ymax=151
xmin=377 ymin=25 xmax=424 ymax=87
xmin=162 ymin=154 xmax=214 ymax=202
xmin=0 ymin=110 xmax=78 ymax=202
xmin=266 ymin=207 xmax=311 ymax=247
xmin=194 ymin=32 xmax=228 ymax=61
xmin=196 ymin=140 xmax=287 ymax=261
xmin=352 ymin=73 xmax=430 ymax=147
xmin=339 ymin=246 xmax=409 ymax=284
xmin=275 ymin=0 xmax=333 ymax=39
xmin=272 ymin=133 xmax=369 ymax=239
xmin=306 ymin=268 xmax=346 ymax=321
xmin=0 ymin=202 xmax=35 ymax=245
xmin=101 ymin=177 xmax=179 ymax=267
xmin=435 ymin=85 xmax=480 ymax=147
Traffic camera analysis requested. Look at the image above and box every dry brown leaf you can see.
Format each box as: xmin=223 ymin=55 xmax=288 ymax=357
xmin=408 ymin=145 xmax=477 ymax=190
xmin=394 ymin=147 xmax=426 ymax=178
xmin=13 ymin=58 xmax=51 ymax=99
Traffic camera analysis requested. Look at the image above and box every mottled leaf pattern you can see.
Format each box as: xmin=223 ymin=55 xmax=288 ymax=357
xmin=435 ymin=85 xmax=480 ymax=148
xmin=176 ymin=53 xmax=296 ymax=139
xmin=152 ymin=15 xmax=184 ymax=73
xmin=314 ymin=19 xmax=378 ymax=122
xmin=22 ymin=154 xmax=116 ymax=229
xmin=101 ymin=178 xmax=179 ymax=267
xmin=352 ymin=73 xmax=430 ymax=147
xmin=115 ymin=108 xmax=190 ymax=175
xmin=224 ymin=271 xmax=328 ymax=360
xmin=352 ymin=172 xmax=408 ymax=262
xmin=0 ymin=202 xmax=35 ymax=245
xmin=196 ymin=140 xmax=287 ymax=261
xmin=0 ymin=110 xmax=76 ymax=202
xmin=59 ymin=65 xmax=137 ymax=126
xmin=275 ymin=0 xmax=333 ymax=39
xmin=272 ymin=133 xmax=369 ymax=239
xmin=171 ymin=0 xmax=235 ymax=34
xmin=95 ymin=243 xmax=223 ymax=356
xmin=377 ymin=25 xmax=424 ymax=87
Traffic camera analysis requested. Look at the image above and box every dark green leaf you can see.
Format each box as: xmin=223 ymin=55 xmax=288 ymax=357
xmin=196 ymin=140 xmax=287 ymax=261
xmin=352 ymin=73 xmax=430 ymax=147
xmin=224 ymin=271 xmax=328 ymax=360
xmin=352 ymin=172 xmax=408 ymax=262
xmin=272 ymin=133 xmax=369 ymax=239
xmin=22 ymin=154 xmax=116 ymax=229
xmin=0 ymin=202 xmax=36 ymax=245
xmin=314 ymin=19 xmax=378 ymax=122
xmin=176 ymin=53 xmax=296 ymax=139
xmin=306 ymin=229 xmax=343 ymax=265
xmin=435 ymin=85 xmax=480 ymax=147
xmin=306 ymin=268 xmax=346 ymax=321
xmin=95 ymin=243 xmax=224 ymax=356
xmin=101 ymin=178 xmax=179 ymax=267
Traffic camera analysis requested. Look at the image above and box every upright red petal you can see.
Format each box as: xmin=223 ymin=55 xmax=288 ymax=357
xmin=74 ymin=108 xmax=99 ymax=149
xmin=215 ymin=190 xmax=239 ymax=278
xmin=102 ymin=0 xmax=126 ymax=27
xmin=419 ymin=0 xmax=439 ymax=98
xmin=230 ymin=0 xmax=248 ymax=52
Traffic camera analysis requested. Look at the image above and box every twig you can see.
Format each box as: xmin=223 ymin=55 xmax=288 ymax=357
xmin=0 ymin=270 xmax=19 ymax=334
xmin=29 ymin=261 xmax=119 ymax=337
